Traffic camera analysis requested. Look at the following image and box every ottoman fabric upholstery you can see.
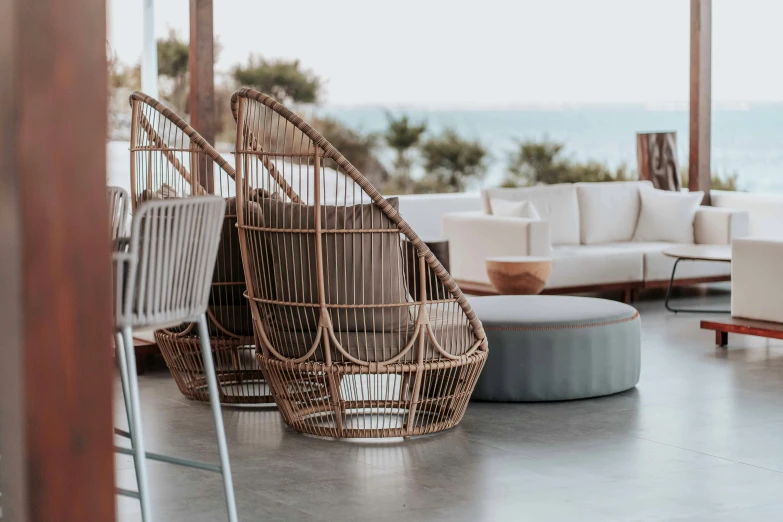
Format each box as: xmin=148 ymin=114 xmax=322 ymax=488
xmin=471 ymin=295 xmax=641 ymax=401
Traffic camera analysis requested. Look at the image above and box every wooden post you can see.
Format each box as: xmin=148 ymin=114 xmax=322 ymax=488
xmin=636 ymin=132 xmax=681 ymax=191
xmin=689 ymin=0 xmax=712 ymax=204
xmin=189 ymin=0 xmax=215 ymax=194
xmin=0 ymin=0 xmax=116 ymax=521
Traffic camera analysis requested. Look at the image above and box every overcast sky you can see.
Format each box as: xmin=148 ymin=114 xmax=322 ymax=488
xmin=108 ymin=0 xmax=783 ymax=107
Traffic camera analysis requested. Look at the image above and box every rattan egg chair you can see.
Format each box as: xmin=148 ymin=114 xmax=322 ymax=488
xmin=128 ymin=91 xmax=272 ymax=405
xmin=230 ymin=88 xmax=488 ymax=438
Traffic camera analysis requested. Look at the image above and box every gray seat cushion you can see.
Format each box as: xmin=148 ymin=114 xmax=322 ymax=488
xmin=470 ymin=295 xmax=641 ymax=402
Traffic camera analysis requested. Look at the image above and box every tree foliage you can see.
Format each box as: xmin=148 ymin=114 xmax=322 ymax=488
xmin=156 ymin=30 xmax=190 ymax=112
xmin=503 ymin=138 xmax=630 ymax=187
xmin=384 ymin=114 xmax=427 ymax=193
xmin=233 ymin=55 xmax=320 ymax=104
xmin=312 ymin=117 xmax=388 ymax=186
xmin=418 ymin=130 xmax=488 ymax=193
xmin=108 ymin=52 xmax=140 ymax=90
xmin=681 ymin=168 xmax=739 ymax=191
xmin=157 ymin=29 xmax=189 ymax=79
xmin=385 ymin=114 xmax=427 ymax=153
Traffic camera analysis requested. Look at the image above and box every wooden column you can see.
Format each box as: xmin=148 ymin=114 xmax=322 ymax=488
xmin=689 ymin=0 xmax=712 ymax=203
xmin=189 ymin=0 xmax=215 ymax=193
xmin=0 ymin=0 xmax=116 ymax=521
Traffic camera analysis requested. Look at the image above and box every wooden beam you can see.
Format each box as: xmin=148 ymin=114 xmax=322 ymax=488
xmin=0 ymin=0 xmax=116 ymax=520
xmin=689 ymin=0 xmax=712 ymax=204
xmin=189 ymin=0 xmax=215 ymax=193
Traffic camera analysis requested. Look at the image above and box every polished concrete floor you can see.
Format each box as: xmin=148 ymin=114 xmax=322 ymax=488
xmin=116 ymin=287 xmax=783 ymax=521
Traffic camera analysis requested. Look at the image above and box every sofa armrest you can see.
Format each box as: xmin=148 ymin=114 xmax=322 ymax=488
xmin=732 ymin=238 xmax=783 ymax=322
xmin=442 ymin=211 xmax=551 ymax=285
xmin=694 ymin=206 xmax=749 ymax=245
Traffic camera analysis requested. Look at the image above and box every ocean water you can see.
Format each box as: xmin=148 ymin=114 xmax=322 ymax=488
xmin=319 ymin=104 xmax=783 ymax=192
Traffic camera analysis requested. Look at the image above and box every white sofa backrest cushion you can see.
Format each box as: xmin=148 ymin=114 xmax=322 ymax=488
xmin=576 ymin=181 xmax=652 ymax=244
xmin=482 ymin=184 xmax=580 ymax=245
xmin=489 ymin=198 xmax=541 ymax=220
xmin=634 ymin=187 xmax=704 ymax=243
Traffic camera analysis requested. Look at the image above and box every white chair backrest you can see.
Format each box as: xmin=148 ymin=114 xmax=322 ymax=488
xmin=107 ymin=186 xmax=131 ymax=240
xmin=114 ymin=196 xmax=226 ymax=329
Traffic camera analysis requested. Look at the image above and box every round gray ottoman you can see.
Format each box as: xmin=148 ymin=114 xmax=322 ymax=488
xmin=470 ymin=295 xmax=641 ymax=402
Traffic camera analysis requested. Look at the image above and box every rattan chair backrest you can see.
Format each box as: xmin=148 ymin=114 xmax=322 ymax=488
xmin=231 ymin=88 xmax=486 ymax=366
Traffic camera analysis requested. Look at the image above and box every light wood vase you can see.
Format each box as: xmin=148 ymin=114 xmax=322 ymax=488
xmin=485 ymin=257 xmax=553 ymax=295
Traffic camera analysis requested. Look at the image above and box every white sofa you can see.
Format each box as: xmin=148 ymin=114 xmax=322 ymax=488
xmin=732 ymin=237 xmax=783 ymax=323
xmin=712 ymin=190 xmax=783 ymax=238
xmin=440 ymin=181 xmax=749 ymax=294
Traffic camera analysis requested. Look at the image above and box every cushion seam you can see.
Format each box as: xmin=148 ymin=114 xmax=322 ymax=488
xmin=483 ymin=311 xmax=639 ymax=331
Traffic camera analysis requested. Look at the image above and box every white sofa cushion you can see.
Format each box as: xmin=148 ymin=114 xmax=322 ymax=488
xmin=576 ymin=181 xmax=651 ymax=244
xmin=489 ymin=198 xmax=541 ymax=220
xmin=582 ymin=242 xmax=731 ymax=282
xmin=548 ymin=246 xmax=643 ymax=289
xmin=483 ymin=184 xmax=580 ymax=245
xmin=634 ymin=188 xmax=704 ymax=243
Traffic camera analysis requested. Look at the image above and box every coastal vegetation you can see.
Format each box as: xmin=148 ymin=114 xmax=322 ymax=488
xmin=384 ymin=115 xmax=427 ymax=194
xmin=109 ymin=37 xmax=739 ymax=193
xmin=501 ymin=139 xmax=631 ymax=188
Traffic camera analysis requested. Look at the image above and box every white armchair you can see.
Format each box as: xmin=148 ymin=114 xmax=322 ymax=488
xmin=731 ymin=237 xmax=783 ymax=323
xmin=443 ymin=211 xmax=551 ymax=285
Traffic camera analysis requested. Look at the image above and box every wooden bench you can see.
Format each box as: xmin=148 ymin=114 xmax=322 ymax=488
xmin=701 ymin=317 xmax=783 ymax=347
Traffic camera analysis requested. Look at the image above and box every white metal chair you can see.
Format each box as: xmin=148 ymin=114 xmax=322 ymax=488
xmin=107 ymin=186 xmax=131 ymax=240
xmin=112 ymin=196 xmax=238 ymax=522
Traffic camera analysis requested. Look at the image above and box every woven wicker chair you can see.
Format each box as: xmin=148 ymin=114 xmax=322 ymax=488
xmin=128 ymin=92 xmax=272 ymax=405
xmin=231 ymin=88 xmax=488 ymax=438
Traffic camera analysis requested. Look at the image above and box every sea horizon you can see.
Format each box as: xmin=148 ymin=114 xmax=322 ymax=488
xmin=108 ymin=102 xmax=782 ymax=194
xmin=317 ymin=103 xmax=783 ymax=193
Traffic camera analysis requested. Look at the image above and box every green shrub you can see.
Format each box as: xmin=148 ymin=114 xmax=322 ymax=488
xmin=417 ymin=130 xmax=489 ymax=193
xmin=502 ymin=138 xmax=630 ymax=187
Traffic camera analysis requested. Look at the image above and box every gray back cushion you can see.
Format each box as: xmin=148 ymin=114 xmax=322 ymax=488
xmin=258 ymin=197 xmax=411 ymax=333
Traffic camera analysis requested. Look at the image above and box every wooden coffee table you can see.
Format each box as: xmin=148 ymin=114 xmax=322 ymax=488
xmin=662 ymin=244 xmax=731 ymax=313
xmin=485 ymin=256 xmax=553 ymax=295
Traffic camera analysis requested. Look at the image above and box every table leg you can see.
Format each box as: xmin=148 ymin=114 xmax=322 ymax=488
xmin=716 ymin=330 xmax=728 ymax=347
xmin=665 ymin=258 xmax=730 ymax=314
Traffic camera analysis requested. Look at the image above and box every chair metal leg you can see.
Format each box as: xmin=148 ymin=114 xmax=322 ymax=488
xmin=116 ymin=331 xmax=144 ymax=512
xmin=121 ymin=326 xmax=152 ymax=522
xmin=116 ymin=332 xmax=134 ymax=433
xmin=196 ymin=315 xmax=238 ymax=522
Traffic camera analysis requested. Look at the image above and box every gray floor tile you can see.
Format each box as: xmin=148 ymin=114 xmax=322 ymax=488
xmin=116 ymin=291 xmax=783 ymax=521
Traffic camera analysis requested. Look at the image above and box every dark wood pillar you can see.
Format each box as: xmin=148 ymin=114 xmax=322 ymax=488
xmin=189 ymin=0 xmax=215 ymax=193
xmin=0 ymin=0 xmax=116 ymax=520
xmin=689 ymin=0 xmax=712 ymax=203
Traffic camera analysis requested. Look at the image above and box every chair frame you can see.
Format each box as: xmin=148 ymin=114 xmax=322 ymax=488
xmin=231 ymin=88 xmax=488 ymax=438
xmin=128 ymin=91 xmax=272 ymax=405
xmin=108 ymin=185 xmax=131 ymax=240
xmin=113 ymin=196 xmax=237 ymax=522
